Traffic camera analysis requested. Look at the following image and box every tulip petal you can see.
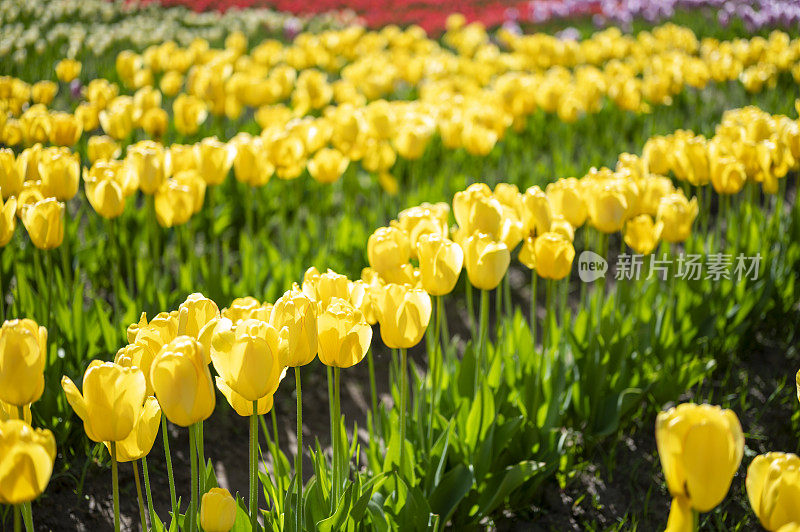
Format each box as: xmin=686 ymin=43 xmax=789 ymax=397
xmin=682 ymin=422 xmax=735 ymax=512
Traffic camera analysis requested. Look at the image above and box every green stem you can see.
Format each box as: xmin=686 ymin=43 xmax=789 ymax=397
xmin=270 ymin=407 xmax=283 ymax=497
xmin=530 ymin=270 xmax=537 ymax=348
xmin=544 ymin=280 xmax=553 ymax=351
xmin=295 ymin=367 xmax=303 ymax=532
xmin=14 ymin=505 xmax=20 ymax=532
xmin=147 ymin=195 xmax=160 ymax=310
xmin=142 ymin=457 xmax=156 ymax=528
xmin=326 ymin=366 xmax=336 ymax=512
xmin=197 ymin=421 xmax=205 ymax=497
xmin=465 ymin=280 xmax=475 ymax=335
xmin=398 ymin=349 xmax=408 ymax=475
xmin=189 ymin=424 xmax=198 ymax=532
xmin=367 ymin=349 xmax=379 ymax=431
xmin=333 ymin=367 xmax=343 ymax=505
xmin=474 ymin=289 xmax=489 ymax=395
xmin=111 ymin=442 xmax=120 ymax=532
xmin=250 ymin=405 xmax=259 ymax=532
xmin=692 ymin=509 xmax=699 ymax=532
xmin=161 ymin=416 xmax=177 ymax=519
xmin=427 ymin=296 xmax=442 ymax=449
xmin=133 ymin=461 xmax=148 ymax=532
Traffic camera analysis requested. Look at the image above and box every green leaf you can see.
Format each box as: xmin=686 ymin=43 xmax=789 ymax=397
xmin=428 ymin=464 xmax=474 ymax=527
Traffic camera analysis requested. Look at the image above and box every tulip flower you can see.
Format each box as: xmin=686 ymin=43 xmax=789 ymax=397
xmin=317 ymin=298 xmax=372 ymax=368
xmin=0 ymin=196 xmax=17 ymax=247
xmin=55 ymin=59 xmax=81 ymax=83
xmin=195 ymin=137 xmax=234 ymax=186
xmin=523 ymin=186 xmax=554 ymax=236
xmin=0 ymin=319 xmax=47 ymax=408
xmin=656 ymin=403 xmax=743 ymax=517
xmin=533 ymin=232 xmax=575 ymax=280
xmin=454 ymin=184 xmax=503 ymax=239
xmin=102 ymin=396 xmax=161 ymax=462
xmin=232 ymin=135 xmax=272 ymax=187
xmin=127 ymin=141 xmax=166 ymax=195
xmin=178 ymin=293 xmax=220 ymax=340
xmin=150 ymin=336 xmax=215 ymax=427
xmin=38 ymin=147 xmax=80 ymax=200
xmin=416 ymin=233 xmax=464 ymax=296
xmin=201 ymin=487 xmax=237 ymax=532
xmin=587 ymin=182 xmax=629 ymax=233
xmin=173 ymin=94 xmax=208 ymax=136
xmin=155 ymin=179 xmax=195 ymax=228
xmin=746 ymin=452 xmax=800 ymax=531
xmin=48 ymin=112 xmax=82 ymax=147
xmin=85 ymin=176 xmax=126 ymax=219
xmin=639 ymin=176 xmax=675 ymax=217
xmin=367 ymin=225 xmax=411 ymax=277
xmin=22 ymin=198 xmax=64 ymax=250
xmin=0 ymin=149 xmax=23 ymax=198
xmin=99 ymin=101 xmax=134 ymax=140
xmin=308 ymin=147 xmax=349 ymax=184
xmin=62 ymin=361 xmax=147 ymax=442
xmin=222 ymin=297 xmax=266 ymax=324
xmin=372 ymin=283 xmax=431 ymax=350
xmin=657 ymin=193 xmax=699 ymax=243
xmin=31 ymin=81 xmax=57 ymax=106
xmin=463 ymin=232 xmax=510 ymax=291
xmin=87 ymin=135 xmax=122 ymax=164
xmin=624 ymin=215 xmax=664 ymax=255
xmin=270 ymin=289 xmax=318 ymax=367
xmin=0 ymin=420 xmax=56 ymax=504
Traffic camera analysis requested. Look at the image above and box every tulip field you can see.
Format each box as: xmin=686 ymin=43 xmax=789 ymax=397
xmin=2 ymin=0 xmax=800 ymax=530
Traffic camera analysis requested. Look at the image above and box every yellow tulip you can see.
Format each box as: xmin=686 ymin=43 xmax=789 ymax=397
xmin=140 ymin=108 xmax=168 ymax=139
xmin=232 ymin=135 xmax=272 ymax=187
xmin=20 ymin=106 xmax=51 ymax=145
xmin=173 ymin=94 xmax=208 ymax=136
xmin=655 ymin=403 xmax=743 ymax=513
xmin=102 ymin=396 xmax=161 ymax=462
xmin=270 ymin=289 xmax=318 ymax=367
xmin=463 ymin=232 xmax=510 ymax=290
xmin=638 ymin=175 xmax=675 ymax=217
xmin=127 ymin=141 xmax=166 ymax=195
xmin=2 ymin=119 xmax=23 ymax=147
xmin=396 ymin=203 xmax=449 ymax=251
xmin=85 ymin=79 xmax=119 ymax=109
xmin=222 ymin=297 xmax=265 ymax=324
xmin=317 ymin=298 xmax=372 ymax=368
xmin=367 ymin=225 xmax=411 ymax=276
xmin=710 ymin=155 xmax=747 ymax=195
xmin=155 ymin=179 xmax=194 ymax=228
xmin=657 ymin=193 xmax=699 ymax=243
xmin=38 ymin=147 xmax=80 ymax=200
xmin=394 ymin=122 xmax=433 ymax=160
xmin=216 ymin=376 xmax=276 ymax=417
xmin=302 ymin=268 xmax=353 ymax=310
xmin=87 ymin=135 xmax=122 ymax=163
xmin=664 ymin=496 xmax=693 ymax=532
xmin=0 ymin=319 xmax=47 ymax=407
xmin=99 ymin=102 xmax=134 ymax=141
xmin=85 ymin=174 xmax=126 ymax=219
xmin=31 ymin=81 xmax=57 ymax=106
xmin=172 ymin=170 xmax=206 ymax=214
xmin=195 ymin=137 xmax=234 ymax=186
xmin=209 ymin=318 xmax=284 ymax=402
xmin=200 ymin=487 xmax=237 ymax=532
xmin=372 ymin=283 xmax=431 ymax=349
xmin=546 ymin=178 xmax=587 ymax=228
xmin=168 ymin=144 xmax=198 ymax=174
xmin=178 ymin=293 xmax=220 ymax=339
xmin=0 ymin=149 xmax=23 ymax=198
xmin=74 ymin=103 xmax=100 ymax=133
xmin=160 ymin=71 xmax=184 ymax=97
xmin=533 ymin=232 xmax=575 ymax=280
xmin=415 ymin=233 xmax=463 ymax=296
xmin=624 ymin=215 xmax=663 ymax=255
xmin=0 ymin=197 xmax=16 ymax=247
xmin=0 ymin=420 xmax=56 ymax=504
xmin=453 ymin=183 xmax=503 ymax=239
xmin=587 ymin=182 xmax=628 ymax=234
xmin=150 ymin=336 xmax=215 ymax=427
xmin=48 ymin=112 xmax=82 ymax=147
xmin=22 ymin=198 xmax=64 ymax=250
xmin=747 ymin=452 xmax=800 ymax=531
xmin=307 ymin=147 xmax=349 ymax=184
xmin=522 ymin=186 xmax=554 ymax=237
xmin=62 ymin=361 xmax=147 ymax=442
xmin=55 ymin=59 xmax=82 ymax=83
xmin=0 ymin=401 xmax=31 ymax=423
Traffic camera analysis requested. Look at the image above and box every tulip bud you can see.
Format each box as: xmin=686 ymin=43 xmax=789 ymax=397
xmin=178 ymin=293 xmax=220 ymax=339
xmin=22 ymin=198 xmax=64 ymax=250
xmin=62 ymin=361 xmax=147 ymax=442
xmin=150 ymin=336 xmax=215 ymax=427
xmin=270 ymin=289 xmax=318 ymax=367
xmin=656 ymin=403 xmax=743 ymax=513
xmin=533 ymin=232 xmax=575 ymax=280
xmin=103 ymin=396 xmax=161 ymax=462
xmin=746 ymin=452 xmax=800 ymax=530
xmin=463 ymin=232 xmax=510 ymax=290
xmin=657 ymin=193 xmax=699 ymax=243
xmin=0 ymin=420 xmax=56 ymax=504
xmin=372 ymin=283 xmax=431 ymax=349
xmin=624 ymin=214 xmax=663 ymax=255
xmin=0 ymin=319 xmax=47 ymax=406
xmin=200 ymin=487 xmax=237 ymax=532
xmin=317 ymin=298 xmax=372 ymax=368
xmin=416 ymin=234 xmax=463 ymax=296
